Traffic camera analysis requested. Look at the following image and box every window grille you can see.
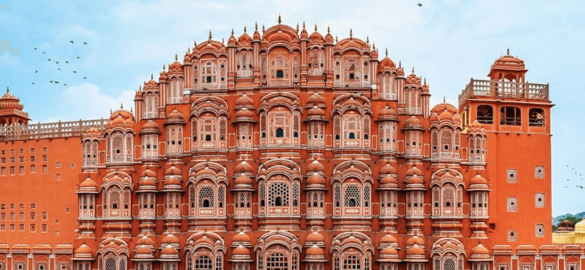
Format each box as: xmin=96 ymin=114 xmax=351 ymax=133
xmin=198 ymin=187 xmax=214 ymax=208
xmin=507 ymin=198 xmax=517 ymax=212
xmin=218 ymin=186 xmax=225 ymax=208
xmin=434 ymin=259 xmax=440 ymax=270
xmin=195 ymin=256 xmax=212 ymax=270
xmin=119 ymin=260 xmax=125 ymax=270
xmin=190 ymin=186 xmax=196 ymax=208
xmin=216 ymin=255 xmax=223 ymax=270
xmin=343 ymin=255 xmax=361 ymax=270
xmin=344 ymin=185 xmax=361 ymax=207
xmin=269 ymin=182 xmax=289 ymax=206
xmin=334 ymin=256 xmax=340 ymax=270
xmin=267 ymin=253 xmax=288 ymax=270
xmin=444 ymin=259 xmax=455 ymax=270
xmin=105 ymin=259 xmax=116 ymax=270
xmin=260 ymin=183 xmax=266 ymax=206
xmin=334 ymin=185 xmax=341 ymax=207
xmin=364 ymin=185 xmax=370 ymax=207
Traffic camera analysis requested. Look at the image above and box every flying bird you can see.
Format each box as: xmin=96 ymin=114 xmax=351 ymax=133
xmin=65 ymin=61 xmax=69 ymax=64
xmin=83 ymin=41 xmax=87 ymax=45
xmin=64 ymin=84 xmax=67 ymax=86
xmin=73 ymin=71 xmax=77 ymax=73
xmin=83 ymin=77 xmax=87 ymax=79
xmin=50 ymin=81 xmax=53 ymax=84
xmin=42 ymin=52 xmax=45 ymax=54
xmin=70 ymin=41 xmax=74 ymax=44
xmin=48 ymin=59 xmax=51 ymax=61
xmin=57 ymin=68 xmax=61 ymax=70
xmin=34 ymin=47 xmax=37 ymax=50
xmin=417 ymin=3 xmax=422 ymax=6
xmin=77 ymin=56 xmax=81 ymax=59
xmin=55 ymin=61 xmax=59 ymax=64
xmin=32 ymin=82 xmax=35 ymax=85
xmin=55 ymin=81 xmax=59 ymax=84
xmin=35 ymin=70 xmax=38 ymax=73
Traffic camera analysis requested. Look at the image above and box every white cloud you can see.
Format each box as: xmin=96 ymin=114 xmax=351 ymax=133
xmin=42 ymin=83 xmax=135 ymax=122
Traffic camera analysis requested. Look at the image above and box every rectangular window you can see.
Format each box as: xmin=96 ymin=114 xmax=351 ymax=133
xmin=30 ymin=156 xmax=35 ymax=162
xmin=1 ymin=167 xmax=4 ymax=176
xmin=535 ymin=193 xmax=545 ymax=208
xmin=31 ymin=148 xmax=35 ymax=153
xmin=19 ymin=148 xmax=24 ymax=154
xmin=19 ymin=156 xmax=24 ymax=162
xmin=19 ymin=203 xmax=24 ymax=209
xmin=30 ymin=212 xmax=36 ymax=220
xmin=0 ymin=224 xmax=4 ymax=231
xmin=54 ymin=219 xmax=59 ymax=224
xmin=42 ymin=155 xmax=48 ymax=162
xmin=42 ymin=212 xmax=48 ymax=220
xmin=71 ymin=163 xmax=75 ymax=169
xmin=19 ymin=224 xmax=24 ymax=231
xmin=0 ymin=204 xmax=4 ymax=210
xmin=65 ymin=207 xmax=70 ymax=213
xmin=30 ymin=165 xmax=35 ymax=173
xmin=507 ymin=197 xmax=518 ymax=212
xmin=10 ymin=157 xmax=15 ymax=163
xmin=56 ymin=174 xmax=61 ymax=181
xmin=1 ymin=157 xmax=5 ymax=164
xmin=0 ymin=213 xmax=4 ymax=220
xmin=30 ymin=203 xmax=35 ymax=209
xmin=41 ymin=224 xmax=47 ymax=232
xmin=10 ymin=212 xmax=15 ymax=221
xmin=10 ymin=166 xmax=15 ymax=175
xmin=536 ymin=224 xmax=545 ymax=237
xmin=42 ymin=165 xmax=48 ymax=174
xmin=42 ymin=147 xmax=47 ymax=153
xmin=19 ymin=166 xmax=24 ymax=174
xmin=10 ymin=224 xmax=15 ymax=231
xmin=10 ymin=204 xmax=14 ymax=210
xmin=55 ymin=162 xmax=61 ymax=168
xmin=507 ymin=168 xmax=517 ymax=183
xmin=30 ymin=224 xmax=36 ymax=232
xmin=535 ymin=166 xmax=545 ymax=179
xmin=508 ymin=230 xmax=517 ymax=242
xmin=20 ymin=212 xmax=24 ymax=220
xmin=10 ymin=149 xmax=14 ymax=154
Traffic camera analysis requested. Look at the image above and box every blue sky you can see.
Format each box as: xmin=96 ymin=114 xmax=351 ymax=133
xmin=1 ymin=0 xmax=584 ymax=216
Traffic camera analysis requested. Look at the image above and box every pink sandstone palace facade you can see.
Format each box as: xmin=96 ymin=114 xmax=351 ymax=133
xmin=0 ymin=18 xmax=580 ymax=270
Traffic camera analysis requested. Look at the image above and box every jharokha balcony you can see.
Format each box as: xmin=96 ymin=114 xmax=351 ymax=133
xmin=458 ymin=79 xmax=549 ymax=105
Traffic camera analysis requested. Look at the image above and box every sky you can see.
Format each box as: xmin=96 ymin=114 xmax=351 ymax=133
xmin=0 ymin=0 xmax=584 ymax=216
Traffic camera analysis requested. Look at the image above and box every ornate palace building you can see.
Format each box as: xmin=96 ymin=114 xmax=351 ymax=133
xmin=1 ymin=18 xmax=581 ymax=270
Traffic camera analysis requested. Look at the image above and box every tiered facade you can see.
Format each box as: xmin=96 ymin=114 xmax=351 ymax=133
xmin=0 ymin=19 xmax=579 ymax=270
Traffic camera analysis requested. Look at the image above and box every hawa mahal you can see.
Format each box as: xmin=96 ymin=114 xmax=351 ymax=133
xmin=1 ymin=18 xmax=581 ymax=270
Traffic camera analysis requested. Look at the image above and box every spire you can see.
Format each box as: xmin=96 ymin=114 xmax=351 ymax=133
xmin=372 ymin=43 xmax=376 ymax=50
xmin=296 ymin=23 xmax=299 ymax=32
xmin=385 ymin=48 xmax=388 ymax=57
xmin=350 ymin=28 xmax=353 ymax=39
xmin=315 ymin=24 xmax=317 ymax=32
xmin=163 ymin=64 xmax=166 ymax=71
xmin=262 ymin=24 xmax=265 ymax=33
xmin=194 ymin=40 xmax=197 ymax=47
xmin=443 ymin=96 xmax=446 ymax=103
xmin=255 ymin=22 xmax=258 ymax=31
xmin=507 ymin=47 xmax=510 ymax=55
xmin=120 ymin=102 xmax=123 ymax=109
xmin=221 ymin=38 xmax=224 ymax=44
xmin=151 ymin=74 xmax=153 ymax=80
xmin=209 ymin=29 xmax=212 ymax=41
xmin=412 ymin=67 xmax=415 ymax=74
xmin=187 ymin=47 xmax=191 ymax=53
xmin=303 ymin=21 xmax=306 ymax=29
xmin=335 ymin=35 xmax=338 ymax=43
xmin=278 ymin=13 xmax=281 ymax=24
xmin=5 ymin=86 xmax=8 ymax=93
xmin=175 ymin=53 xmax=178 ymax=61
xmin=244 ymin=26 xmax=247 ymax=33
xmin=424 ymin=77 xmax=427 ymax=85
xmin=399 ymin=60 xmax=401 ymax=67
xmin=366 ymin=36 xmax=369 ymax=44
xmin=231 ymin=28 xmax=234 ymax=35
xmin=328 ymin=26 xmax=330 ymax=33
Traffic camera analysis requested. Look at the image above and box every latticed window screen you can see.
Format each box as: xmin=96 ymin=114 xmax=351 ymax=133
xmin=292 ymin=253 xmax=298 ymax=270
xmin=198 ymin=187 xmax=214 ymax=208
xmin=334 ymin=185 xmax=341 ymax=207
xmin=269 ymin=182 xmax=289 ymax=206
xmin=343 ymin=255 xmax=361 ymax=270
xmin=190 ymin=186 xmax=196 ymax=208
xmin=441 ymin=129 xmax=452 ymax=151
xmin=109 ymin=188 xmax=120 ymax=209
xmin=194 ymin=256 xmax=213 ymax=270
xmin=216 ymin=255 xmax=222 ymax=270
xmin=119 ymin=260 xmax=125 ymax=270
xmin=363 ymin=116 xmax=370 ymax=140
xmin=218 ymin=186 xmax=225 ymax=207
xmin=105 ymin=259 xmax=115 ymax=270
xmin=292 ymin=183 xmax=299 ymax=206
xmin=333 ymin=116 xmax=341 ymax=141
xmin=444 ymin=259 xmax=455 ymax=270
xmin=344 ymin=185 xmax=361 ymax=207
xmin=334 ymin=256 xmax=340 ymax=270
xmin=266 ymin=253 xmax=288 ymax=270
xmin=434 ymin=259 xmax=440 ymax=270
xmin=260 ymin=183 xmax=266 ymax=204
xmin=364 ymin=185 xmax=370 ymax=207
xmin=219 ymin=118 xmax=226 ymax=141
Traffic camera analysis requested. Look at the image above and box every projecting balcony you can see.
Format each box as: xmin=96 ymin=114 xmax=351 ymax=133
xmin=334 ymin=81 xmax=371 ymax=88
xmin=459 ymin=79 xmax=549 ymax=105
xmin=236 ymin=70 xmax=253 ymax=78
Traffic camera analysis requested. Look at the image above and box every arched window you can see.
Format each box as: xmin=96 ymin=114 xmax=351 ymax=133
xmin=500 ymin=107 xmax=521 ymax=126
xmin=529 ymin=108 xmax=544 ymax=126
xmin=343 ymin=255 xmax=361 ymax=270
xmin=344 ymin=185 xmax=361 ymax=207
xmin=477 ymin=105 xmax=493 ymax=124
xmin=194 ymin=255 xmax=213 ymax=270
xmin=198 ymin=187 xmax=214 ymax=208
xmin=276 ymin=70 xmax=284 ymax=78
xmin=276 ymin=128 xmax=284 ymax=138
xmin=269 ymin=182 xmax=289 ymax=207
xmin=201 ymin=61 xmax=217 ymax=87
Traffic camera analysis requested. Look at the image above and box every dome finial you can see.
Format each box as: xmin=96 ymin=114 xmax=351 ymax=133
xmin=231 ymin=28 xmax=234 ymax=35
xmin=175 ymin=53 xmax=178 ymax=61
xmin=194 ymin=40 xmax=197 ymax=47
xmin=209 ymin=29 xmax=212 ymax=40
xmin=350 ymin=28 xmax=353 ymax=39
xmin=6 ymin=87 xmax=8 ymax=93
xmin=255 ymin=22 xmax=258 ymax=31
xmin=372 ymin=43 xmax=375 ymax=50
xmin=151 ymin=74 xmax=153 ymax=80
xmin=507 ymin=47 xmax=510 ymax=55
xmin=328 ymin=25 xmax=330 ymax=33
xmin=443 ymin=96 xmax=446 ymax=103
xmin=278 ymin=13 xmax=281 ymax=24
xmin=120 ymin=102 xmax=123 ymax=109
xmin=315 ymin=24 xmax=317 ymax=32
xmin=412 ymin=67 xmax=415 ymax=73
xmin=385 ymin=48 xmax=388 ymax=57
xmin=296 ymin=23 xmax=299 ymax=32
xmin=303 ymin=21 xmax=305 ymax=29
xmin=366 ymin=36 xmax=369 ymax=44
xmin=163 ymin=64 xmax=166 ymax=71
xmin=399 ymin=60 xmax=401 ymax=67
xmin=244 ymin=26 xmax=247 ymax=33
xmin=262 ymin=24 xmax=265 ymax=33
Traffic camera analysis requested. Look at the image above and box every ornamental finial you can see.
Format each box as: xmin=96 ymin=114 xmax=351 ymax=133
xmin=209 ymin=29 xmax=212 ymax=40
xmin=315 ymin=24 xmax=317 ymax=32
xmin=255 ymin=22 xmax=258 ymax=31
xmin=507 ymin=47 xmax=510 ymax=55
xmin=385 ymin=48 xmax=388 ymax=57
xmin=350 ymin=28 xmax=353 ymax=39
xmin=278 ymin=14 xmax=281 ymax=24
xmin=175 ymin=53 xmax=178 ymax=61
xmin=151 ymin=74 xmax=153 ymax=80
xmin=244 ymin=26 xmax=247 ymax=33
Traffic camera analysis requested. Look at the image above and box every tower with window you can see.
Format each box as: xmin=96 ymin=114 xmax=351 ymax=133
xmin=331 ymin=95 xmax=372 ymax=151
xmin=136 ymin=168 xmax=158 ymax=235
xmin=167 ymin=57 xmax=185 ymax=104
xmin=96 ymin=238 xmax=128 ymax=270
xmin=429 ymin=104 xmax=462 ymax=164
xmin=191 ymin=97 xmax=229 ymax=154
xmin=305 ymin=92 xmax=327 ymax=153
xmin=132 ymin=236 xmax=155 ymax=270
xmin=331 ymin=232 xmax=374 ymax=270
xmin=162 ymin=165 xmax=183 ymax=233
xmin=100 ymin=172 xmax=133 ymax=238
xmin=401 ymin=69 xmax=428 ymax=116
xmin=376 ymin=50 xmax=402 ymax=101
xmin=232 ymin=160 xmax=255 ymax=230
xmin=164 ymin=110 xmax=185 ymax=156
xmin=140 ymin=120 xmax=159 ymax=160
xmin=187 ymin=162 xmax=228 ymax=231
xmin=73 ymin=244 xmax=94 ymax=270
xmin=378 ymin=163 xmax=399 ymax=232
xmin=376 ymin=105 xmax=398 ymax=155
xmin=468 ymin=174 xmax=490 ymax=239
xmin=255 ymin=231 xmax=301 ymax=270
xmin=78 ymin=178 xmax=98 ymax=238
xmin=305 ymin=159 xmax=327 ymax=230
xmin=230 ymin=232 xmax=253 ymax=270
xmin=403 ymin=116 xmax=424 ymax=160
xmin=458 ymin=49 xmax=552 ymax=244
xmin=430 ymin=239 xmax=466 ymax=270
xmin=256 ymin=159 xmax=302 ymax=231
xmin=258 ymin=93 xmax=302 ymax=149
xmin=82 ymin=127 xmax=100 ymax=171
xmin=469 ymin=244 xmax=491 ymax=270
xmin=430 ymin=169 xmax=465 ymax=237
xmin=404 ymin=167 xmax=425 ymax=235
xmin=234 ymin=94 xmax=255 ymax=152
xmin=331 ymin=161 xmax=373 ymax=230
xmin=105 ymin=109 xmax=135 ymax=165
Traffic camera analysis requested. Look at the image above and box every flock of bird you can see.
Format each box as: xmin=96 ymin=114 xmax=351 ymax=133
xmin=566 ymin=165 xmax=584 ymax=189
xmin=31 ymin=40 xmax=88 ymax=86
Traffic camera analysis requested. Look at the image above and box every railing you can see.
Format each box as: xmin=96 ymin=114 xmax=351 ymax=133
xmin=380 ymin=93 xmax=397 ymax=100
xmin=270 ymin=80 xmax=290 ymax=86
xmin=309 ymin=69 xmax=324 ymax=76
xmin=459 ymin=79 xmax=549 ymax=104
xmin=143 ymin=112 xmax=158 ymax=119
xmin=0 ymin=119 xmax=107 ymax=141
xmin=168 ymin=97 xmax=183 ymax=104
xmin=236 ymin=70 xmax=253 ymax=78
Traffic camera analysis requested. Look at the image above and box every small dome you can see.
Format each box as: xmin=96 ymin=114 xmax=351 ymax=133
xmin=307 ymin=92 xmax=325 ymax=105
xmin=380 ymin=175 xmax=398 ymax=185
xmin=307 ymin=172 xmax=325 ymax=185
xmin=233 ymin=231 xmax=251 ymax=243
xmin=80 ymin=178 xmax=97 ymax=188
xmin=234 ymin=160 xmax=253 ymax=173
xmin=235 ymin=173 xmax=253 ymax=185
xmin=471 ymin=244 xmax=489 ymax=255
xmin=306 ymin=245 xmax=324 ymax=256
xmin=442 ymin=240 xmax=458 ymax=250
xmin=380 ymin=163 xmax=397 ymax=175
xmin=195 ymin=235 xmax=214 ymax=246
xmin=407 ymin=175 xmax=423 ymax=185
xmin=407 ymin=244 xmax=425 ymax=255
xmin=159 ymin=70 xmax=167 ymax=81
xmin=308 ymin=106 xmax=325 ymax=116
xmin=406 ymin=166 xmax=423 ymax=176
xmin=227 ymin=32 xmax=237 ymax=46
xmin=236 ymin=108 xmax=254 ymax=118
xmin=161 ymin=244 xmax=178 ymax=255
xmin=233 ymin=245 xmax=250 ymax=255
xmin=197 ymin=166 xmax=215 ymax=176
xmin=404 ymin=116 xmax=423 ymax=129
xmin=325 ymin=32 xmax=334 ymax=44
xmin=169 ymin=61 xmax=182 ymax=71
xmin=300 ymin=27 xmax=309 ymax=39
xmin=140 ymin=169 xmax=157 ymax=178
xmin=430 ymin=112 xmax=439 ymax=122
xmin=75 ymin=244 xmax=92 ymax=256
xmin=439 ymin=109 xmax=454 ymax=121
xmin=164 ymin=176 xmax=181 ymax=186
xmin=378 ymin=106 xmax=397 ymax=117
xmin=238 ymin=32 xmax=253 ymax=44
xmin=307 ymin=159 xmax=325 ymax=172
xmin=379 ymin=57 xmax=396 ymax=71
xmin=135 ymin=245 xmax=152 ymax=255
xmin=470 ymin=174 xmax=488 ymax=185
xmin=574 ymin=219 xmax=585 ymax=232
xmin=136 ymin=236 xmax=155 ymax=246
xmin=165 ymin=166 xmax=182 ymax=176
xmin=306 ymin=230 xmax=325 ymax=243
xmin=0 ymin=89 xmax=24 ymax=110
xmin=161 ymin=234 xmax=179 ymax=244
xmin=236 ymin=94 xmax=254 ymax=107
xmin=406 ymin=235 xmax=425 ymax=246
xmin=380 ymin=246 xmax=398 ymax=255
xmin=345 ymin=236 xmax=362 ymax=246
xmin=380 ymin=233 xmax=397 ymax=244
xmin=431 ymin=103 xmax=458 ymax=115
xmin=253 ymin=29 xmax=261 ymax=41
xmin=166 ymin=110 xmax=184 ymax=121
xmin=141 ymin=120 xmax=159 ymax=133
xmin=309 ymin=30 xmax=324 ymax=43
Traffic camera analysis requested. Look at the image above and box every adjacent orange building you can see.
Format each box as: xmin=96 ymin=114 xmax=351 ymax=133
xmin=1 ymin=19 xmax=581 ymax=270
